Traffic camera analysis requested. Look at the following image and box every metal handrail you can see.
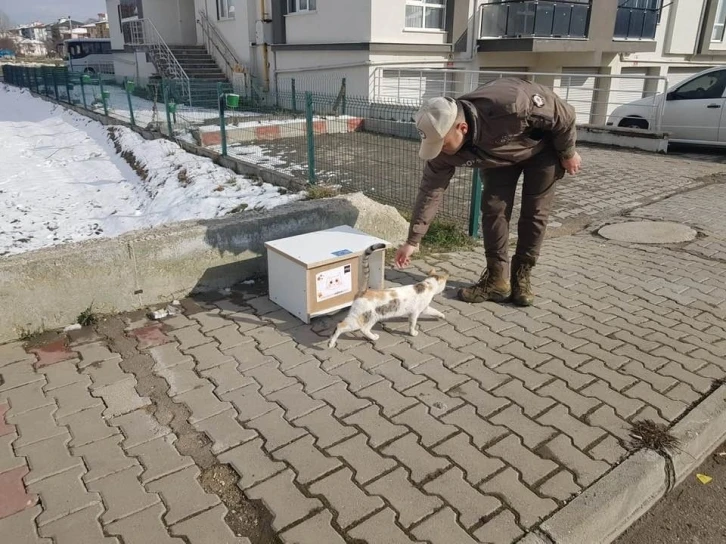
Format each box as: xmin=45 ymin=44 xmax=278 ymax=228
xmin=197 ymin=10 xmax=245 ymax=81
xmin=122 ymin=18 xmax=191 ymax=103
xmin=479 ymin=0 xmax=591 ymax=39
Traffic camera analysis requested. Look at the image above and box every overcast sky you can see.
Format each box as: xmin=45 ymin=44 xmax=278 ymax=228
xmin=2 ymin=0 xmax=106 ymax=24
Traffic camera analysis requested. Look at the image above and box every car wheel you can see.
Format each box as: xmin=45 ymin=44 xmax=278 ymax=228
xmin=619 ymin=117 xmax=649 ymax=130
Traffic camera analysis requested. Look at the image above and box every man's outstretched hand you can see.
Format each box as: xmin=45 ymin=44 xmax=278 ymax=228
xmin=394 ymin=243 xmax=417 ymax=269
xmin=561 ymin=151 xmax=582 ymax=175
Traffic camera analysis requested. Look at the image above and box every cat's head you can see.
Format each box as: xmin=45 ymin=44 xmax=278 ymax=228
xmin=427 ymin=268 xmax=449 ymax=294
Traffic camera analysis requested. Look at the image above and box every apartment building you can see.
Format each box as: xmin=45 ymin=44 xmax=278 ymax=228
xmin=105 ymin=0 xmax=725 ymax=119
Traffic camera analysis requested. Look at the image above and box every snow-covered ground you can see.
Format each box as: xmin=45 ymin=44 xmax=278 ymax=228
xmin=0 ymin=84 xmax=304 ymax=257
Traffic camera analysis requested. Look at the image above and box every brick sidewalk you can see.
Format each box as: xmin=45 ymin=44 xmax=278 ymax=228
xmin=3 ymin=186 xmax=726 ymax=543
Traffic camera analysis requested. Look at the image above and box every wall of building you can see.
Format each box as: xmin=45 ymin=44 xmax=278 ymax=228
xmin=370 ymin=0 xmax=447 ymax=45
xmin=285 ymin=0 xmax=371 ymax=43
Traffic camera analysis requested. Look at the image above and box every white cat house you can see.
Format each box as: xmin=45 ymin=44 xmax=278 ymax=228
xmin=265 ymin=225 xmax=390 ymax=324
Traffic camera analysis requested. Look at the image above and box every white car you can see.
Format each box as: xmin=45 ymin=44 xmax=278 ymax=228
xmin=607 ymin=66 xmax=726 ymax=147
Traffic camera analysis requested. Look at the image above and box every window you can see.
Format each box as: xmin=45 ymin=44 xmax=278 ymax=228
xmin=217 ymin=0 xmax=235 ymax=20
xmin=288 ymin=0 xmax=316 ymax=13
xmin=120 ymin=0 xmax=143 ymax=20
xmin=672 ymin=70 xmax=726 ymax=100
xmin=713 ymin=0 xmax=726 ymax=42
xmin=405 ymin=0 xmax=445 ymax=30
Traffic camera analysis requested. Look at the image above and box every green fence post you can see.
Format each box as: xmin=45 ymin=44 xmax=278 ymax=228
xmin=291 ymin=78 xmax=297 ymax=112
xmin=52 ymin=69 xmax=59 ymax=99
xmin=218 ymin=82 xmax=228 ymax=156
xmin=80 ymin=75 xmax=88 ymax=109
xmin=98 ymin=75 xmax=109 ymax=116
xmin=468 ymin=169 xmax=483 ymax=238
xmin=124 ymin=78 xmax=135 ymax=126
xmin=64 ymin=69 xmax=72 ymax=104
xmin=24 ymin=67 xmax=30 ymax=89
xmin=43 ymin=68 xmax=49 ymax=96
xmin=163 ymin=81 xmax=174 ymax=136
xmin=341 ymin=77 xmax=347 ymax=116
xmin=305 ymin=91 xmax=316 ymax=185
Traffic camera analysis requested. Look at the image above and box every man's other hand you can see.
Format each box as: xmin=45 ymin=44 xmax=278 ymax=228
xmin=561 ymin=152 xmax=582 ymax=175
xmin=394 ymin=243 xmax=417 ymax=269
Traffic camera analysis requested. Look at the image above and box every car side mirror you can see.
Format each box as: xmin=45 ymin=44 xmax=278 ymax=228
xmin=666 ymin=92 xmax=677 ymax=101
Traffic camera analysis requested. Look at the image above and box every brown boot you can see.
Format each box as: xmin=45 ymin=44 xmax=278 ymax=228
xmin=511 ymin=256 xmax=535 ymax=307
xmin=457 ymin=268 xmax=511 ymax=304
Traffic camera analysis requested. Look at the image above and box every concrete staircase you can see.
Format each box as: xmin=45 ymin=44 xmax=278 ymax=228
xmin=167 ymin=45 xmax=228 ymax=82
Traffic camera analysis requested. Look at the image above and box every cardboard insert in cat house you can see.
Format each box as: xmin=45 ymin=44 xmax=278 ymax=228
xmin=265 ymin=225 xmax=390 ymax=324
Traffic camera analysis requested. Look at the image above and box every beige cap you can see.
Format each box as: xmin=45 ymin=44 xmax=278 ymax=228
xmin=414 ymin=96 xmax=458 ymax=160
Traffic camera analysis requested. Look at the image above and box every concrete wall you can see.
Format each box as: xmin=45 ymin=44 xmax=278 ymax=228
xmin=0 ymin=194 xmax=404 ymax=343
xmin=143 ymin=0 xmax=188 ymax=44
xmin=286 ymin=0 xmax=372 ymax=43
xmin=370 ymin=0 xmax=447 ymax=44
xmin=194 ymin=0 xmax=255 ymax=66
xmin=107 ymin=0 xmax=124 ymax=49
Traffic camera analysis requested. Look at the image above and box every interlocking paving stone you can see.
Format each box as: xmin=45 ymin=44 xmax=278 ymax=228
xmin=219 ymin=438 xmax=286 ymax=490
xmin=392 ymin=403 xmax=457 ymax=447
xmin=38 ymin=503 xmax=119 ymax=544
xmin=148 ymin=343 xmax=192 ymax=370
xmin=272 ymin=434 xmax=341 ymax=484
xmin=411 ymin=506 xmax=478 ymax=544
xmin=487 ymin=434 xmax=558 ymax=486
xmin=126 ymin=434 xmax=194 ymax=484
xmin=246 ymin=407 xmax=308 ymax=452
xmin=4 ymin=382 xmax=54 ymax=416
xmin=441 ymin=405 xmax=508 ymax=450
xmin=106 ymin=502 xmax=184 ymax=544
xmin=29 ymin=340 xmax=78 ymax=368
xmin=193 ymin=408 xmax=258 ymax=454
xmin=312 ymin=382 xmax=371 ymax=419
xmin=538 ymin=469 xmax=582 ymax=502
xmin=479 ymin=467 xmax=558 ymax=529
xmin=245 ymin=469 xmax=322 ymax=532
xmin=309 ymin=467 xmax=384 ymax=529
xmin=327 ymin=433 xmax=396 ymax=485
xmin=94 ymin=377 xmax=151 ymax=419
xmin=328 ymin=360 xmax=384 ymax=392
xmin=490 ymin=404 xmax=558 ymax=449
xmin=366 ymin=467 xmax=442 ymax=528
xmin=170 ymin=503 xmax=251 ymax=544
xmin=200 ymin=360 xmax=256 ymax=395
xmin=347 ymin=507 xmax=425 ymax=544
xmin=280 ymin=509 xmax=345 ymax=544
xmin=30 ymin=465 xmax=100 ymax=526
xmin=73 ymin=434 xmax=138 ymax=484
xmin=186 ymin=342 xmax=236 ymax=371
xmin=343 ymin=404 xmax=407 ymax=448
xmin=448 ymin=380 xmax=509 ymax=418
xmin=293 ymin=406 xmax=356 ymax=449
xmin=15 ymin=433 xmax=84 ymax=485
xmin=538 ymin=379 xmax=600 ymax=418
xmin=38 ymin=360 xmax=86 ymax=392
xmin=146 ymin=465 xmax=219 ymax=525
xmin=9 ymin=404 xmax=67 ymax=449
xmin=424 ymin=466 xmax=501 ymax=528
xmin=537 ymin=404 xmax=606 ymax=450
xmin=221 ymin=383 xmax=277 ymax=422
xmin=155 ymin=360 xmax=203 ymax=398
xmin=0 ymin=361 xmax=45 ymax=394
xmin=382 ymin=433 xmax=450 ymax=483
xmin=0 ymin=433 xmax=25 ymax=474
xmin=174 ymin=383 xmax=231 ymax=424
xmin=169 ymin=326 xmax=209 ymax=351
xmin=87 ymin=464 xmax=160 ymax=525
xmin=473 ymin=508 xmax=525 ymax=544
xmin=0 ymin=505 xmax=51 ymax=543
xmin=0 ymin=342 xmax=34 ymax=367
xmin=623 ymin=381 xmax=688 ymax=421
xmin=0 ymin=465 xmax=38 ymax=519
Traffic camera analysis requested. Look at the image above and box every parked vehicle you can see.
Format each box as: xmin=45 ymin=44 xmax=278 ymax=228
xmin=607 ymin=66 xmax=726 ymax=147
xmin=63 ymin=38 xmax=114 ymax=75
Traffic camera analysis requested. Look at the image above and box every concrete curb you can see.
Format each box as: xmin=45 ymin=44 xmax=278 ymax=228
xmin=0 ymin=193 xmax=409 ymax=343
xmin=534 ymin=384 xmax=726 ymax=544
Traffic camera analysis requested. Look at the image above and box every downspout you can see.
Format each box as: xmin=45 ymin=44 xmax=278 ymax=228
xmin=259 ymin=0 xmax=270 ymax=91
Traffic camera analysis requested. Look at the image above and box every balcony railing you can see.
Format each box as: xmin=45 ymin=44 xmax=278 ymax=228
xmin=479 ymin=0 xmax=591 ymax=40
xmin=613 ymin=4 xmax=658 ymax=40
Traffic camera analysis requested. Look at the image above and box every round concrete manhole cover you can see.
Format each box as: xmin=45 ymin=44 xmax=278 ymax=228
xmin=598 ymin=221 xmax=697 ymax=244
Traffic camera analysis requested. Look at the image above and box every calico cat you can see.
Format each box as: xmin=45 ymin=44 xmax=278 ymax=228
xmin=327 ymin=244 xmax=448 ymax=348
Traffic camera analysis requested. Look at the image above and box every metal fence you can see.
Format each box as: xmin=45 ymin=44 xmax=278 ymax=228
xmin=371 ymin=68 xmax=669 ymax=130
xmin=2 ymin=63 xmax=673 ymax=241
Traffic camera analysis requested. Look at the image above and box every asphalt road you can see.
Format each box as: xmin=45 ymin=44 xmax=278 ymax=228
xmin=615 ymin=440 xmax=726 ymax=544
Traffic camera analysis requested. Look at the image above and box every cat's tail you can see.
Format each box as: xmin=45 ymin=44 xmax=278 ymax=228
xmin=358 ymin=243 xmax=386 ymax=296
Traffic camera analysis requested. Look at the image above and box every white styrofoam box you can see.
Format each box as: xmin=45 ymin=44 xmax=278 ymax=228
xmin=264 ymin=225 xmax=390 ymax=323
